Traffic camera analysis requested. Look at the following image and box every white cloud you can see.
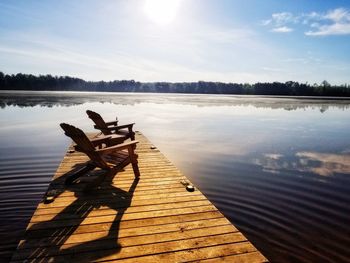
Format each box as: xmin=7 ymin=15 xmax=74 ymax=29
xmin=302 ymin=11 xmax=322 ymax=24
xmin=305 ymin=23 xmax=350 ymax=36
xmin=305 ymin=8 xmax=350 ymax=36
xmin=262 ymin=8 xmax=350 ymax=36
xmin=261 ymin=11 xmax=298 ymax=29
xmin=271 ymin=12 xmax=298 ymax=25
xmin=325 ymin=8 xmax=350 ymax=22
xmin=271 ymin=26 xmax=294 ymax=33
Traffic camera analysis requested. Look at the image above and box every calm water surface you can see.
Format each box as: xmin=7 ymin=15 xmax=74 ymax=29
xmin=1 ymin=91 xmax=350 ymax=262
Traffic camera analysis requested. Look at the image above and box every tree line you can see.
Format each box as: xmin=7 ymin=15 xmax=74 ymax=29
xmin=1 ymin=71 xmax=350 ymax=96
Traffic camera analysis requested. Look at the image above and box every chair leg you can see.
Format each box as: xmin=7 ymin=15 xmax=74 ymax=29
xmin=128 ymin=147 xmax=140 ymax=178
xmin=129 ymin=129 xmax=135 ymax=141
xmin=132 ymin=162 xmax=140 ymax=178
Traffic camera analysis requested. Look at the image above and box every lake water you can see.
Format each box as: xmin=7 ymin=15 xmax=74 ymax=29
xmin=1 ymin=91 xmax=350 ymax=262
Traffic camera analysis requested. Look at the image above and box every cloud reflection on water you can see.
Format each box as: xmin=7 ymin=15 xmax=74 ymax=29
xmin=255 ymin=151 xmax=350 ymax=176
xmin=296 ymin=152 xmax=350 ymax=176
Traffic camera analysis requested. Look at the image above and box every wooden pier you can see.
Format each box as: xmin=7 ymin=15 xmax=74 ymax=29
xmin=11 ymin=132 xmax=267 ymax=262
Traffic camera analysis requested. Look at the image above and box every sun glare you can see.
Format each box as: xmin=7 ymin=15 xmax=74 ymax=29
xmin=144 ymin=0 xmax=182 ymax=26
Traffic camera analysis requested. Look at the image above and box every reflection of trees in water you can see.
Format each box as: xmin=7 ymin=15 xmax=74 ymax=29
xmin=1 ymin=91 xmax=350 ymax=112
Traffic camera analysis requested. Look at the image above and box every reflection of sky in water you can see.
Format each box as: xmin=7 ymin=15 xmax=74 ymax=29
xmin=1 ymin=92 xmax=350 ymax=262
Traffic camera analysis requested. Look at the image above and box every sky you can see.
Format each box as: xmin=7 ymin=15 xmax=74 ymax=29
xmin=0 ymin=0 xmax=350 ymax=84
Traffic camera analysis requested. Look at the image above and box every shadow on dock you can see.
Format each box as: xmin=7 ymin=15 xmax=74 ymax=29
xmin=14 ymin=165 xmax=139 ymax=262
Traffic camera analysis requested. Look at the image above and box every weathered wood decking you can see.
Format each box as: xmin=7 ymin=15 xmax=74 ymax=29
xmin=11 ymin=132 xmax=267 ymax=262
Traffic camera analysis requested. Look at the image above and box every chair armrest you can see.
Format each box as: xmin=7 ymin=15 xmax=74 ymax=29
xmin=89 ymin=135 xmax=112 ymax=147
xmin=94 ymin=123 xmax=134 ymax=131
xmin=105 ymin=120 xmax=119 ymax=126
xmin=96 ymin=140 xmax=138 ymax=154
xmin=114 ymin=123 xmax=135 ymax=130
xmin=73 ymin=137 xmax=112 ymax=151
xmin=90 ymin=135 xmax=111 ymax=142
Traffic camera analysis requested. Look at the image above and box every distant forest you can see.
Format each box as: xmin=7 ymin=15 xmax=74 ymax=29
xmin=1 ymin=71 xmax=350 ymax=96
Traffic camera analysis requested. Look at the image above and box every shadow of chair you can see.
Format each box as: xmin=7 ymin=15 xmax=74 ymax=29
xmin=13 ymin=168 xmax=140 ymax=262
xmin=86 ymin=110 xmax=135 ymax=141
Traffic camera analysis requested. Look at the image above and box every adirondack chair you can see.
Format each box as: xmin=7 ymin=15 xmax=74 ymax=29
xmin=86 ymin=110 xmax=135 ymax=140
xmin=60 ymin=123 xmax=140 ymax=186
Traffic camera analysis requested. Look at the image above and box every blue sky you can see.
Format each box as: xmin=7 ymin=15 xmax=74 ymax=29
xmin=0 ymin=0 xmax=350 ymax=84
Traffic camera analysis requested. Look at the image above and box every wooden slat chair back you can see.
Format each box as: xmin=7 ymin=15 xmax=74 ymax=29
xmin=86 ymin=110 xmax=113 ymax=135
xmin=86 ymin=110 xmax=135 ymax=140
xmin=60 ymin=123 xmax=110 ymax=169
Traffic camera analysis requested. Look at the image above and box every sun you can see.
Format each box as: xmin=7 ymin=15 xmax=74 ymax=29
xmin=144 ymin=0 xmax=182 ymax=26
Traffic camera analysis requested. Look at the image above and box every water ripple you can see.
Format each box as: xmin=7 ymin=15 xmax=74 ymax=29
xmin=0 ymin=152 xmax=62 ymax=262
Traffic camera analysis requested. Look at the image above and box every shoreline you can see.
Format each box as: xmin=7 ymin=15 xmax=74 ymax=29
xmin=1 ymin=90 xmax=350 ymax=100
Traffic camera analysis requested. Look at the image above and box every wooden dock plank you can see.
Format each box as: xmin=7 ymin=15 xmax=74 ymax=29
xmin=24 ymin=211 xmax=225 ymax=239
xmin=13 ymin=235 xmax=254 ymax=262
xmin=10 ymin=132 xmax=267 ymax=262
xmin=19 ymin=218 xmax=233 ymax=249
xmin=14 ymin=226 xmax=240 ymax=259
